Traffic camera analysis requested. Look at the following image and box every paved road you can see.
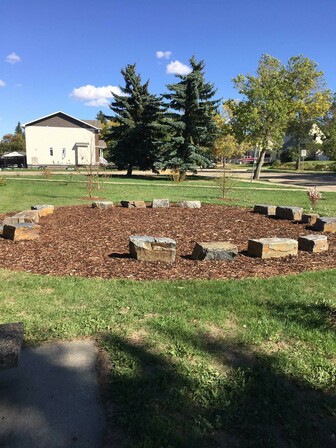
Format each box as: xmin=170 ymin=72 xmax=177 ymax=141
xmin=0 ymin=340 xmax=105 ymax=448
xmin=199 ymin=169 xmax=336 ymax=192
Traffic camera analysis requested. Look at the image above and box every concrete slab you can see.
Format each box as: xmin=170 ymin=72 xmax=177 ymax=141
xmin=0 ymin=340 xmax=105 ymax=448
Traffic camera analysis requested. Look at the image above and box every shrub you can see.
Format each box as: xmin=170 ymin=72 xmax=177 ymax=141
xmin=307 ymin=186 xmax=322 ymax=210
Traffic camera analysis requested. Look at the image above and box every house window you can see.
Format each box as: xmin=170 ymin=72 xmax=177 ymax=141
xmin=62 ymin=148 xmax=66 ymax=159
xmin=50 ymin=148 xmax=53 ymax=156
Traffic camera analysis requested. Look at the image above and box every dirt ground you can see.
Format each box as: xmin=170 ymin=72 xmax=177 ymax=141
xmin=0 ymin=204 xmax=335 ymax=280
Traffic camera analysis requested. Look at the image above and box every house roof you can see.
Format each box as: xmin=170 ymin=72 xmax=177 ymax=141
xmin=22 ymin=111 xmax=101 ymax=130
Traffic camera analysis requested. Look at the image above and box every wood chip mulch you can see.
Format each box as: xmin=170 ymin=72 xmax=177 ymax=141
xmin=0 ymin=204 xmax=335 ymax=280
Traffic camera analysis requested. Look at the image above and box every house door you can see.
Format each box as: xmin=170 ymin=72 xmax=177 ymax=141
xmin=75 ymin=145 xmax=89 ymax=165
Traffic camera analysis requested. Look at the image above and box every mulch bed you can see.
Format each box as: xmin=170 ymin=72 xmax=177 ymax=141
xmin=0 ymin=204 xmax=335 ymax=280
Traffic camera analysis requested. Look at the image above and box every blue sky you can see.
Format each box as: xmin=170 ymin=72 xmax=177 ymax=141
xmin=1 ymin=0 xmax=335 ymax=136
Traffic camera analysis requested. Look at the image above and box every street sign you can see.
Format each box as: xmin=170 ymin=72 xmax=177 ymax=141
xmin=301 ymin=150 xmax=307 ymax=157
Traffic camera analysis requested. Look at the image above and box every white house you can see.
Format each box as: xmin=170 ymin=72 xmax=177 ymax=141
xmin=22 ymin=111 xmax=106 ymax=167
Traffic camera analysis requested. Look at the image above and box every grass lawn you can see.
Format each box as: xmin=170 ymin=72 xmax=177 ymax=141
xmin=0 ymin=175 xmax=335 ymax=447
xmin=0 ymin=269 xmax=335 ymax=447
xmin=0 ymin=173 xmax=335 ymax=216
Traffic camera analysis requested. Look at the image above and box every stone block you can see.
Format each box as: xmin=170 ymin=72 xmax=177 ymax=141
xmin=121 ymin=201 xmax=146 ymax=208
xmin=92 ymin=201 xmax=113 ymax=209
xmin=248 ymin=237 xmax=298 ymax=259
xmin=276 ymin=206 xmax=303 ymax=221
xmin=301 ymin=213 xmax=319 ymax=226
xmin=298 ymin=235 xmax=328 ymax=253
xmin=13 ymin=210 xmax=40 ymax=224
xmin=129 ymin=235 xmax=176 ymax=262
xmin=176 ymin=201 xmax=201 ymax=209
xmin=2 ymin=216 xmax=22 ymax=226
xmin=31 ymin=204 xmax=55 ymax=217
xmin=3 ymin=223 xmax=41 ymax=241
xmin=0 ymin=322 xmax=24 ymax=369
xmin=191 ymin=242 xmax=238 ymax=261
xmin=314 ymin=217 xmax=336 ymax=233
xmin=253 ymin=204 xmax=276 ymax=216
xmin=152 ymin=199 xmax=170 ymax=208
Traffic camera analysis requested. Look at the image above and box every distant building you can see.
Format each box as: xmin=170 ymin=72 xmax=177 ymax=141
xmin=282 ymin=123 xmax=328 ymax=161
xmin=22 ymin=111 xmax=106 ymax=167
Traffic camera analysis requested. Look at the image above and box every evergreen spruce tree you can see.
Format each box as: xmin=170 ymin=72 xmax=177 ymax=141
xmin=157 ymin=56 xmax=219 ymax=180
xmin=105 ymin=64 xmax=166 ymax=176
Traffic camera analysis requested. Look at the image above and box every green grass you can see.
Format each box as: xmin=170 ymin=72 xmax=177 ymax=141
xmin=0 ymin=174 xmax=335 ymax=216
xmin=0 ymin=268 xmax=335 ymax=447
xmin=0 ymin=176 xmax=335 ymax=447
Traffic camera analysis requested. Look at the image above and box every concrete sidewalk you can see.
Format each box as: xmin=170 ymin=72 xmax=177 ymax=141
xmin=0 ymin=340 xmax=105 ymax=448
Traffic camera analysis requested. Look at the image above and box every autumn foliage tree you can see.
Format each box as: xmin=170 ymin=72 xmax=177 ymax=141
xmin=225 ymin=54 xmax=332 ymax=179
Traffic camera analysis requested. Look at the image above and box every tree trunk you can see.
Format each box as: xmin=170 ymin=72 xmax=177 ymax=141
xmin=295 ymin=158 xmax=301 ymax=171
xmin=126 ymin=164 xmax=133 ymax=177
xmin=253 ymin=149 xmax=266 ymax=180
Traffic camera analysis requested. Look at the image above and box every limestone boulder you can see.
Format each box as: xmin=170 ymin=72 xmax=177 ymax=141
xmin=13 ymin=210 xmax=40 ymax=224
xmin=298 ymin=235 xmax=328 ymax=253
xmin=253 ymin=204 xmax=276 ymax=216
xmin=31 ymin=204 xmax=54 ymax=217
xmin=176 ymin=201 xmax=201 ymax=209
xmin=248 ymin=237 xmax=298 ymax=259
xmin=3 ymin=223 xmax=41 ymax=241
xmin=152 ymin=199 xmax=170 ymax=208
xmin=121 ymin=201 xmax=146 ymax=208
xmin=92 ymin=201 xmax=113 ymax=209
xmin=314 ymin=217 xmax=336 ymax=233
xmin=191 ymin=242 xmax=238 ymax=261
xmin=2 ymin=210 xmax=40 ymax=226
xmin=276 ymin=206 xmax=303 ymax=221
xmin=129 ymin=236 xmax=176 ymax=262
xmin=301 ymin=213 xmax=319 ymax=226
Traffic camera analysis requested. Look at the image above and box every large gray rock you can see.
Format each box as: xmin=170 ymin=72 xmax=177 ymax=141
xmin=276 ymin=206 xmax=303 ymax=221
xmin=0 ymin=322 xmax=24 ymax=369
xmin=253 ymin=204 xmax=276 ymax=216
xmin=314 ymin=217 xmax=336 ymax=233
xmin=191 ymin=242 xmax=238 ymax=261
xmin=3 ymin=223 xmax=41 ymax=241
xmin=152 ymin=199 xmax=170 ymax=208
xmin=176 ymin=201 xmax=201 ymax=209
xmin=129 ymin=236 xmax=176 ymax=262
xmin=298 ymin=235 xmax=328 ymax=253
xmin=248 ymin=237 xmax=298 ymax=259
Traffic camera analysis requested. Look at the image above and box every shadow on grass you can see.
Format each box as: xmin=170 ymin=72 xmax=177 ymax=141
xmin=100 ymin=326 xmax=335 ymax=448
xmin=264 ymin=300 xmax=336 ymax=332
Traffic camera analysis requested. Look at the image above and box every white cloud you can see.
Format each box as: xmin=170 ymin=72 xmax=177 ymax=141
xmin=6 ymin=52 xmax=21 ymax=64
xmin=156 ymin=50 xmax=172 ymax=59
xmin=166 ymin=60 xmax=191 ymax=75
xmin=70 ymin=84 xmax=123 ymax=107
xmin=0 ymin=80 xmax=5 ymax=87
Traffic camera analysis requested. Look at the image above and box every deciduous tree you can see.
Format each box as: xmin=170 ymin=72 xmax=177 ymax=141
xmin=320 ymin=93 xmax=336 ymax=160
xmin=226 ymin=54 xmax=332 ymax=179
